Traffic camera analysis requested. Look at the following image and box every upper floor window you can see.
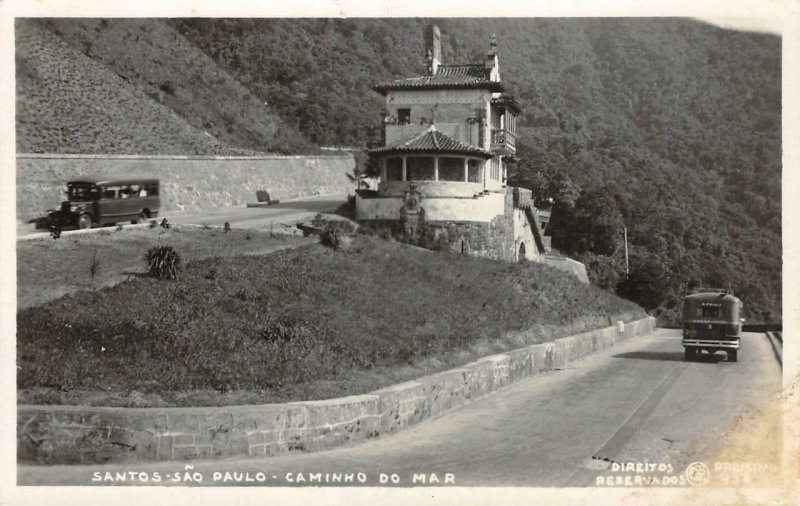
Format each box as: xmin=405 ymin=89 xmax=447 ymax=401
xmin=398 ymin=108 xmax=411 ymax=125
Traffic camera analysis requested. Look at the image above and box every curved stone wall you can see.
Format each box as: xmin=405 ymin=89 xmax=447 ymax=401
xmin=17 ymin=317 xmax=655 ymax=465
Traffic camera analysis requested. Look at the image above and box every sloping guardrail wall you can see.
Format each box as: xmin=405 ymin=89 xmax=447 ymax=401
xmin=18 ymin=317 xmax=656 ymax=465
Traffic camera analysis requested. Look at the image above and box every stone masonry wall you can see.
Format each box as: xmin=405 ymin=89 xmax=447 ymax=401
xmin=18 ymin=317 xmax=656 ymax=465
xmin=429 ymin=188 xmax=534 ymax=262
xmin=16 ymin=153 xmax=356 ymax=223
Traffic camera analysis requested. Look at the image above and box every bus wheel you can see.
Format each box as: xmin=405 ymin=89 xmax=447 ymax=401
xmin=134 ymin=210 xmax=149 ymax=224
xmin=77 ymin=214 xmax=93 ymax=229
xmin=684 ymin=348 xmax=695 ymax=361
xmin=727 ymin=350 xmax=738 ymax=362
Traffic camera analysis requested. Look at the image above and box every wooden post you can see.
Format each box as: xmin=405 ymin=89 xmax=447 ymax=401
xmin=624 ymin=225 xmax=629 ymax=279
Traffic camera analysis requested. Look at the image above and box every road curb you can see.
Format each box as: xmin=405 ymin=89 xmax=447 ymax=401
xmin=17 ymin=317 xmax=655 ymax=465
xmin=17 ymin=221 xmax=158 ymax=241
xmin=765 ymin=331 xmax=783 ymax=365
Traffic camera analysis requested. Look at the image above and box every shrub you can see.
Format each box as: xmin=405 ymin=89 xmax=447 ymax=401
xmin=319 ymin=223 xmax=352 ymax=251
xmin=334 ymin=194 xmax=356 ymax=220
xmin=145 ymin=245 xmax=182 ymax=280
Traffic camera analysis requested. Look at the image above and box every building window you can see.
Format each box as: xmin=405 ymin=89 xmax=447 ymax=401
xmin=468 ymin=159 xmax=481 ymax=183
xmin=490 ymin=158 xmax=500 ymax=180
xmin=385 ymin=157 xmax=403 ymax=181
xmin=398 ymin=108 xmax=411 ymax=125
xmin=406 ymin=157 xmax=435 ymax=181
xmin=439 ymin=157 xmax=463 ymax=182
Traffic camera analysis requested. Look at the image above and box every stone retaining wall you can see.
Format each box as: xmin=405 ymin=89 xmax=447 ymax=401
xmin=18 ymin=316 xmax=656 ymax=465
xmin=16 ymin=153 xmax=356 ymax=223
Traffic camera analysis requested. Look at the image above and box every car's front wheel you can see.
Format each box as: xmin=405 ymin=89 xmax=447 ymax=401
xmin=77 ymin=213 xmax=93 ymax=229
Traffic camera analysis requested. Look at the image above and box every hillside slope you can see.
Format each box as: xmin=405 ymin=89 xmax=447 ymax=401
xmin=15 ymin=18 xmax=315 ymax=154
xmin=171 ymin=18 xmax=781 ymax=322
xmin=14 ymin=18 xmax=782 ymax=323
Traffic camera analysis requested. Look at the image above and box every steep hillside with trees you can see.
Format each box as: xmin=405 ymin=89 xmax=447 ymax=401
xmin=172 ymin=18 xmax=780 ymax=323
xmin=16 ymin=18 xmax=781 ymax=322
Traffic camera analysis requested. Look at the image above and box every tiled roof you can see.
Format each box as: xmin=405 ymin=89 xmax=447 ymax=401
xmin=373 ymin=64 xmax=505 ymax=94
xmin=369 ymin=126 xmax=493 ymax=158
xmin=491 ymin=94 xmax=523 ymax=114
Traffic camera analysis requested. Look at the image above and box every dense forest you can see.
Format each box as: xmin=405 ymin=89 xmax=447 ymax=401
xmin=17 ymin=18 xmax=782 ymax=323
xmin=170 ymin=18 xmax=781 ymax=324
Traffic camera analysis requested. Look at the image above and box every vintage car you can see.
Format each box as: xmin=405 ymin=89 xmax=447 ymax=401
xmin=45 ymin=176 xmax=160 ymax=229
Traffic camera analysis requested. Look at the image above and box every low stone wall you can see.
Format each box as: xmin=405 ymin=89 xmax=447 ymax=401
xmin=541 ymin=255 xmax=591 ymax=284
xmin=16 ymin=153 xmax=355 ymax=223
xmin=18 ymin=316 xmax=656 ymax=465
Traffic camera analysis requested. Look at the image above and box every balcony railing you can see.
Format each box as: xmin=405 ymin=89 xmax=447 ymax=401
xmin=491 ymin=128 xmax=516 ymax=153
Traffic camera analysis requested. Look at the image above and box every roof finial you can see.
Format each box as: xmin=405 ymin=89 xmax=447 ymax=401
xmin=490 ymin=33 xmax=498 ymax=55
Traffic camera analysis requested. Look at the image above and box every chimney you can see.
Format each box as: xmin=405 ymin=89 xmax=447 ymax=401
xmin=425 ymin=24 xmax=442 ymax=75
xmin=485 ymin=33 xmax=499 ymax=79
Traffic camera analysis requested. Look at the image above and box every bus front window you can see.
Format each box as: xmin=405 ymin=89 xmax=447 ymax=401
xmin=67 ymin=184 xmax=99 ymax=202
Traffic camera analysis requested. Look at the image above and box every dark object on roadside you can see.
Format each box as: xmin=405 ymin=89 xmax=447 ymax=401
xmin=256 ymin=190 xmax=271 ymax=203
xmin=34 ymin=216 xmax=50 ymax=230
xmin=247 ymin=190 xmax=279 ymax=207
xmin=45 ymin=176 xmax=160 ymax=230
xmin=48 ymin=224 xmax=62 ymax=239
xmin=224 ymin=222 xmax=231 ymax=233
xmin=149 ymin=220 xmax=158 ymax=229
xmin=296 ymin=222 xmax=323 ymax=237
xmin=160 ymin=218 xmax=171 ymax=229
xmin=89 ymin=250 xmax=99 ymax=287
xmin=145 ymin=245 xmax=182 ymax=280
xmin=681 ymin=288 xmax=743 ymax=363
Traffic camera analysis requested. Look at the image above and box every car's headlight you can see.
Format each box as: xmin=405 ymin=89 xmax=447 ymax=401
xmin=70 ymin=205 xmax=78 ymax=212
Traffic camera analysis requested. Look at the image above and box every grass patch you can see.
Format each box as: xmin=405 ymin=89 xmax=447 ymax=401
xmin=18 ymin=235 xmax=645 ymax=407
xmin=17 ymin=225 xmax=311 ymax=310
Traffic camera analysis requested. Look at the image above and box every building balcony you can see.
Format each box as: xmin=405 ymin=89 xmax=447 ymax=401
xmin=491 ymin=128 xmax=516 ymax=154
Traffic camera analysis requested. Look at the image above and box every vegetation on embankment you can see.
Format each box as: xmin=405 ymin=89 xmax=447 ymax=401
xmin=17 ymin=234 xmax=645 ymax=407
xmin=16 ymin=225 xmax=312 ymax=310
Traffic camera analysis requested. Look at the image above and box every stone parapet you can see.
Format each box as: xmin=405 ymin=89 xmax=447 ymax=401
xmin=18 ymin=317 xmax=656 ymax=465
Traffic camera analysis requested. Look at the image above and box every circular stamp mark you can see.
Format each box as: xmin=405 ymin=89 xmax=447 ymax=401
xmin=685 ymin=461 xmax=711 ymax=486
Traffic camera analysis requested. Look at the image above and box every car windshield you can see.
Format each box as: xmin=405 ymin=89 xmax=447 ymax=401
xmin=67 ymin=183 xmax=100 ymax=201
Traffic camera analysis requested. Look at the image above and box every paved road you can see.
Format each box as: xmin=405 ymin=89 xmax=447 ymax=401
xmin=16 ymin=194 xmax=349 ymax=239
xmin=164 ymin=194 xmax=349 ymax=230
xmin=18 ymin=330 xmax=782 ymax=489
